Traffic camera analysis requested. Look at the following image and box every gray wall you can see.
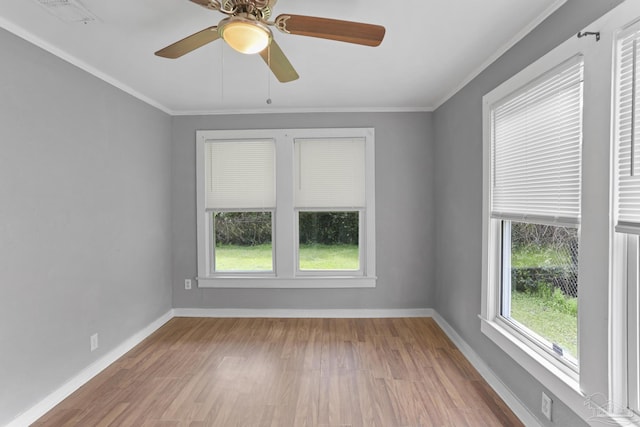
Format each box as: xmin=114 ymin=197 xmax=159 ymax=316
xmin=432 ymin=1 xmax=623 ymax=426
xmin=171 ymin=112 xmax=435 ymax=309
xmin=1 ymin=0 xmax=624 ymax=424
xmin=0 ymin=28 xmax=173 ymax=425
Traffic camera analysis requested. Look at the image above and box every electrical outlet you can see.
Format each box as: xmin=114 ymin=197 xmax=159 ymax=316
xmin=185 ymin=279 xmax=192 ymax=290
xmin=90 ymin=333 xmax=99 ymax=352
xmin=541 ymin=392 xmax=552 ymax=421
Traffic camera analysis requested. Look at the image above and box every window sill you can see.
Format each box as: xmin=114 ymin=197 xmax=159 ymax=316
xmin=479 ymin=316 xmax=589 ymax=418
xmin=196 ymin=276 xmax=377 ymax=289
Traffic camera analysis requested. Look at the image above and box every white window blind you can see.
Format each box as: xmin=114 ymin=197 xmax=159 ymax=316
xmin=205 ymin=140 xmax=275 ymax=210
xmin=294 ymin=138 xmax=365 ymax=208
xmin=615 ymin=25 xmax=640 ymax=234
xmin=491 ymin=55 xmax=584 ymax=225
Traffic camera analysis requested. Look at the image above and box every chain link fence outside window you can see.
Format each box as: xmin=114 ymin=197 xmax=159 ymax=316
xmin=511 ymin=222 xmax=579 ymax=298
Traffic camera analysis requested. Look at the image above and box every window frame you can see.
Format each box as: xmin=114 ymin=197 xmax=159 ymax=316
xmin=612 ymin=18 xmax=640 ymax=418
xmin=483 ymin=52 xmax=585 ymax=379
xmin=499 ymin=219 xmax=581 ymax=371
xmin=610 ymin=232 xmax=640 ymax=420
xmin=195 ymin=128 xmax=376 ymax=289
xmin=484 ymin=217 xmax=582 ymax=381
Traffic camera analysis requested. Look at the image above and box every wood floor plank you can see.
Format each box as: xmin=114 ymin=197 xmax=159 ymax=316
xmin=32 ymin=317 xmax=524 ymax=427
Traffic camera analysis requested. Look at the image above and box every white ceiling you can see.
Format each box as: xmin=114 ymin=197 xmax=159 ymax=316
xmin=0 ymin=0 xmax=565 ymax=115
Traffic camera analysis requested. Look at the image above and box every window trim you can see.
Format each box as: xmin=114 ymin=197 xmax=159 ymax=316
xmin=195 ymin=128 xmax=376 ymax=289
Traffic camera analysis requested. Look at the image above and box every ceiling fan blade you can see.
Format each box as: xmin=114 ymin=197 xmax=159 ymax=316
xmin=275 ymin=14 xmax=385 ymax=47
xmin=155 ymin=26 xmax=220 ymax=59
xmin=259 ymin=40 xmax=299 ymax=83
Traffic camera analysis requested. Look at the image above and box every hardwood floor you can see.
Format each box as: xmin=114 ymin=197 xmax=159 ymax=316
xmin=33 ymin=317 xmax=523 ymax=427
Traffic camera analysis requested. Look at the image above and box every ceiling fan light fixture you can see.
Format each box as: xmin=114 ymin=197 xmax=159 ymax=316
xmin=219 ymin=18 xmax=272 ymax=54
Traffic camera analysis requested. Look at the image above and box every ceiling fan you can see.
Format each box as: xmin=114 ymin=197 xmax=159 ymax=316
xmin=154 ymin=0 xmax=386 ymax=83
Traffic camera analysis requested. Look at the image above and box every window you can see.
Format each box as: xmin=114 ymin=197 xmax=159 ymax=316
xmin=203 ymin=139 xmax=275 ymax=274
xmin=481 ymin=2 xmax=640 ymax=423
xmin=213 ymin=211 xmax=273 ymax=272
xmin=195 ymin=128 xmax=376 ymax=288
xmin=486 ymin=55 xmax=584 ymax=372
xmin=298 ymin=211 xmax=360 ymax=271
xmin=613 ymin=21 xmax=640 ymax=416
xmin=294 ymin=138 xmax=365 ymax=274
xmin=501 ymin=221 xmax=580 ymax=364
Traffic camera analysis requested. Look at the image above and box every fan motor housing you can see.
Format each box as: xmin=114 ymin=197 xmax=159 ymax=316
xmin=223 ymin=0 xmax=272 ymax=20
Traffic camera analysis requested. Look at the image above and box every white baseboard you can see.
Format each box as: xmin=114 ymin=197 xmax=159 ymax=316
xmin=6 ymin=309 xmax=174 ymax=427
xmin=173 ymin=307 xmax=435 ymax=318
xmin=7 ymin=307 xmax=538 ymax=427
xmin=430 ymin=311 xmax=542 ymax=427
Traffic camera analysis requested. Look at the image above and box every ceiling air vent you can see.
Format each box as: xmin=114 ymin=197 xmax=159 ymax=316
xmin=34 ymin=0 xmax=97 ymax=24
